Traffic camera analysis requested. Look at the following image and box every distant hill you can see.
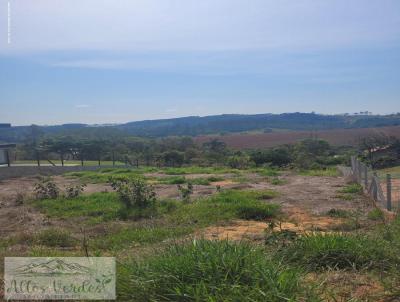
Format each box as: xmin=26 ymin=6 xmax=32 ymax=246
xmin=1 ymin=113 xmax=400 ymax=142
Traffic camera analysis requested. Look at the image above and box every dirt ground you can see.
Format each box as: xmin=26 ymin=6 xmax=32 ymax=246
xmin=0 ymin=171 xmax=373 ymax=239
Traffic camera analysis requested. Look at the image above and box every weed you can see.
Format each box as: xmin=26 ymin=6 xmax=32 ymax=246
xmin=326 ymin=208 xmax=351 ymax=218
xmin=65 ymin=183 xmax=86 ymax=198
xmin=339 ymin=183 xmax=363 ymax=194
xmin=35 ymin=229 xmax=77 ymax=247
xmin=299 ymin=167 xmax=339 ymax=177
xmin=270 ymin=177 xmax=286 ymax=185
xmin=368 ymin=208 xmax=385 ymax=221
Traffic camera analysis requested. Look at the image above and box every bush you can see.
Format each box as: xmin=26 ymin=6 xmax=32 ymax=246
xmin=65 ymin=183 xmax=86 ymax=198
xmin=34 ymin=178 xmax=60 ymax=199
xmin=177 ymin=182 xmax=193 ymax=203
xmin=109 ymin=177 xmax=156 ymax=210
xmin=118 ymin=240 xmax=315 ymax=301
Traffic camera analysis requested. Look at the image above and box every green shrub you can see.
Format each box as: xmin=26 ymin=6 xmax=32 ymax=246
xmin=118 ymin=240 xmax=315 ymax=301
xmin=109 ymin=177 xmax=156 ymax=210
xmin=177 ymin=182 xmax=194 ymax=203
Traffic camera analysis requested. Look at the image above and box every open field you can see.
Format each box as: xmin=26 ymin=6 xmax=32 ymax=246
xmin=0 ymin=166 xmax=399 ymax=301
xmin=195 ymin=125 xmax=400 ymax=149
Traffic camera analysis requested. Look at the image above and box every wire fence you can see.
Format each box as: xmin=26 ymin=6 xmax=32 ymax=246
xmin=351 ymin=156 xmax=399 ymax=212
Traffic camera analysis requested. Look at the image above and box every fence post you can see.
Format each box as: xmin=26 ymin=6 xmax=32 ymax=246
xmin=5 ymin=149 xmax=10 ymax=167
xmin=358 ymin=162 xmax=362 ymax=184
xmin=373 ymin=172 xmax=378 ymax=201
xmin=386 ymin=174 xmax=392 ymax=211
xmin=364 ymin=165 xmax=368 ymax=189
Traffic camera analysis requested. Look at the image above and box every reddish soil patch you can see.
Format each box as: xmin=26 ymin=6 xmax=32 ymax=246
xmin=195 ymin=126 xmax=400 ymax=149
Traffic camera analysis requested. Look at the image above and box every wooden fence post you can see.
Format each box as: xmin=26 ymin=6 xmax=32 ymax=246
xmin=373 ymin=172 xmax=378 ymax=201
xmin=386 ymin=174 xmax=392 ymax=211
xmin=6 ymin=149 xmax=10 ymax=167
xmin=364 ymin=165 xmax=368 ymax=188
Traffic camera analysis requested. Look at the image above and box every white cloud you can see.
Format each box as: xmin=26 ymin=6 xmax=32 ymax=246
xmin=75 ymin=104 xmax=90 ymax=108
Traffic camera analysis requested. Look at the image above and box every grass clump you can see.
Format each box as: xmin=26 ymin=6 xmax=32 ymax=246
xmin=326 ymin=208 xmax=351 ymax=218
xmin=280 ymin=233 xmax=395 ymax=271
xmin=338 ymin=183 xmax=363 ymax=194
xmin=169 ymin=190 xmax=280 ymax=225
xmin=92 ymin=226 xmax=193 ymax=251
xmin=162 ymin=166 xmax=240 ymax=175
xmin=118 ymin=240 xmax=315 ymax=301
xmin=35 ymin=229 xmax=77 ymax=248
xmin=299 ymin=167 xmax=339 ymax=177
xmin=368 ymin=208 xmax=385 ymax=221
xmin=270 ymin=177 xmax=286 ymax=185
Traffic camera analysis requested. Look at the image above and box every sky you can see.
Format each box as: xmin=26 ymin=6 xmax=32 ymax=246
xmin=0 ymin=0 xmax=399 ymax=126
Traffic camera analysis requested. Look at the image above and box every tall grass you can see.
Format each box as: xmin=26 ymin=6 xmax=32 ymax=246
xmin=280 ymin=233 xmax=397 ymax=271
xmin=118 ymin=240 xmax=317 ymax=301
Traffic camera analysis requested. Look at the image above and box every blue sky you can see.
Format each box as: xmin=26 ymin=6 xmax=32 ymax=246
xmin=0 ymin=0 xmax=399 ymax=125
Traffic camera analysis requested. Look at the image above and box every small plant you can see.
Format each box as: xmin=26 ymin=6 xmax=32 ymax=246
xmin=177 ymin=182 xmax=193 ymax=203
xmin=109 ymin=177 xmax=156 ymax=210
xmin=339 ymin=183 xmax=363 ymax=194
xmin=65 ymin=183 xmax=87 ymax=198
xmin=34 ymin=178 xmax=60 ymax=199
xmin=35 ymin=229 xmax=77 ymax=247
xmin=216 ymin=185 xmax=222 ymax=192
xmin=327 ymin=208 xmax=351 ymax=218
xmin=14 ymin=192 xmax=25 ymax=205
xmin=270 ymin=177 xmax=285 ymax=185
xmin=368 ymin=208 xmax=384 ymax=221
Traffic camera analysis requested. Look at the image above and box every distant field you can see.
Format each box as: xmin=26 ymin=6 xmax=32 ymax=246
xmin=195 ymin=125 xmax=400 ymax=149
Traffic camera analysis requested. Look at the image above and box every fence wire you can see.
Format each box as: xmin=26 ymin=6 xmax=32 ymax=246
xmin=351 ymin=156 xmax=399 ymax=212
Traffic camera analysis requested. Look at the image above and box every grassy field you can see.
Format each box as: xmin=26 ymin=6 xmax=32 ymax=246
xmin=1 ymin=165 xmax=399 ymax=301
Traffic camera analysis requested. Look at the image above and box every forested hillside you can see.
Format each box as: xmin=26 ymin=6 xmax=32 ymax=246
xmin=1 ymin=113 xmax=400 ymax=142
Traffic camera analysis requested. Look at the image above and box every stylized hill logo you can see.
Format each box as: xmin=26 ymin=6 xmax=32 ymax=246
xmin=14 ymin=259 xmax=92 ymax=276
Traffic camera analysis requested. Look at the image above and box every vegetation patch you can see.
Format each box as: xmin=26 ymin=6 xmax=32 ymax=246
xmin=118 ymin=240 xmax=315 ymax=301
xmin=326 ymin=208 xmax=351 ymax=218
xmin=299 ymin=167 xmax=339 ymax=177
xmin=34 ymin=229 xmax=77 ymax=248
xmin=169 ymin=190 xmax=280 ymax=226
xmin=338 ymin=183 xmax=363 ymax=194
xmin=368 ymin=208 xmax=384 ymax=221
xmin=280 ymin=233 xmax=396 ymax=271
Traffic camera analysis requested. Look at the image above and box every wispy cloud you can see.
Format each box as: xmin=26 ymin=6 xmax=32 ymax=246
xmin=75 ymin=104 xmax=90 ymax=108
